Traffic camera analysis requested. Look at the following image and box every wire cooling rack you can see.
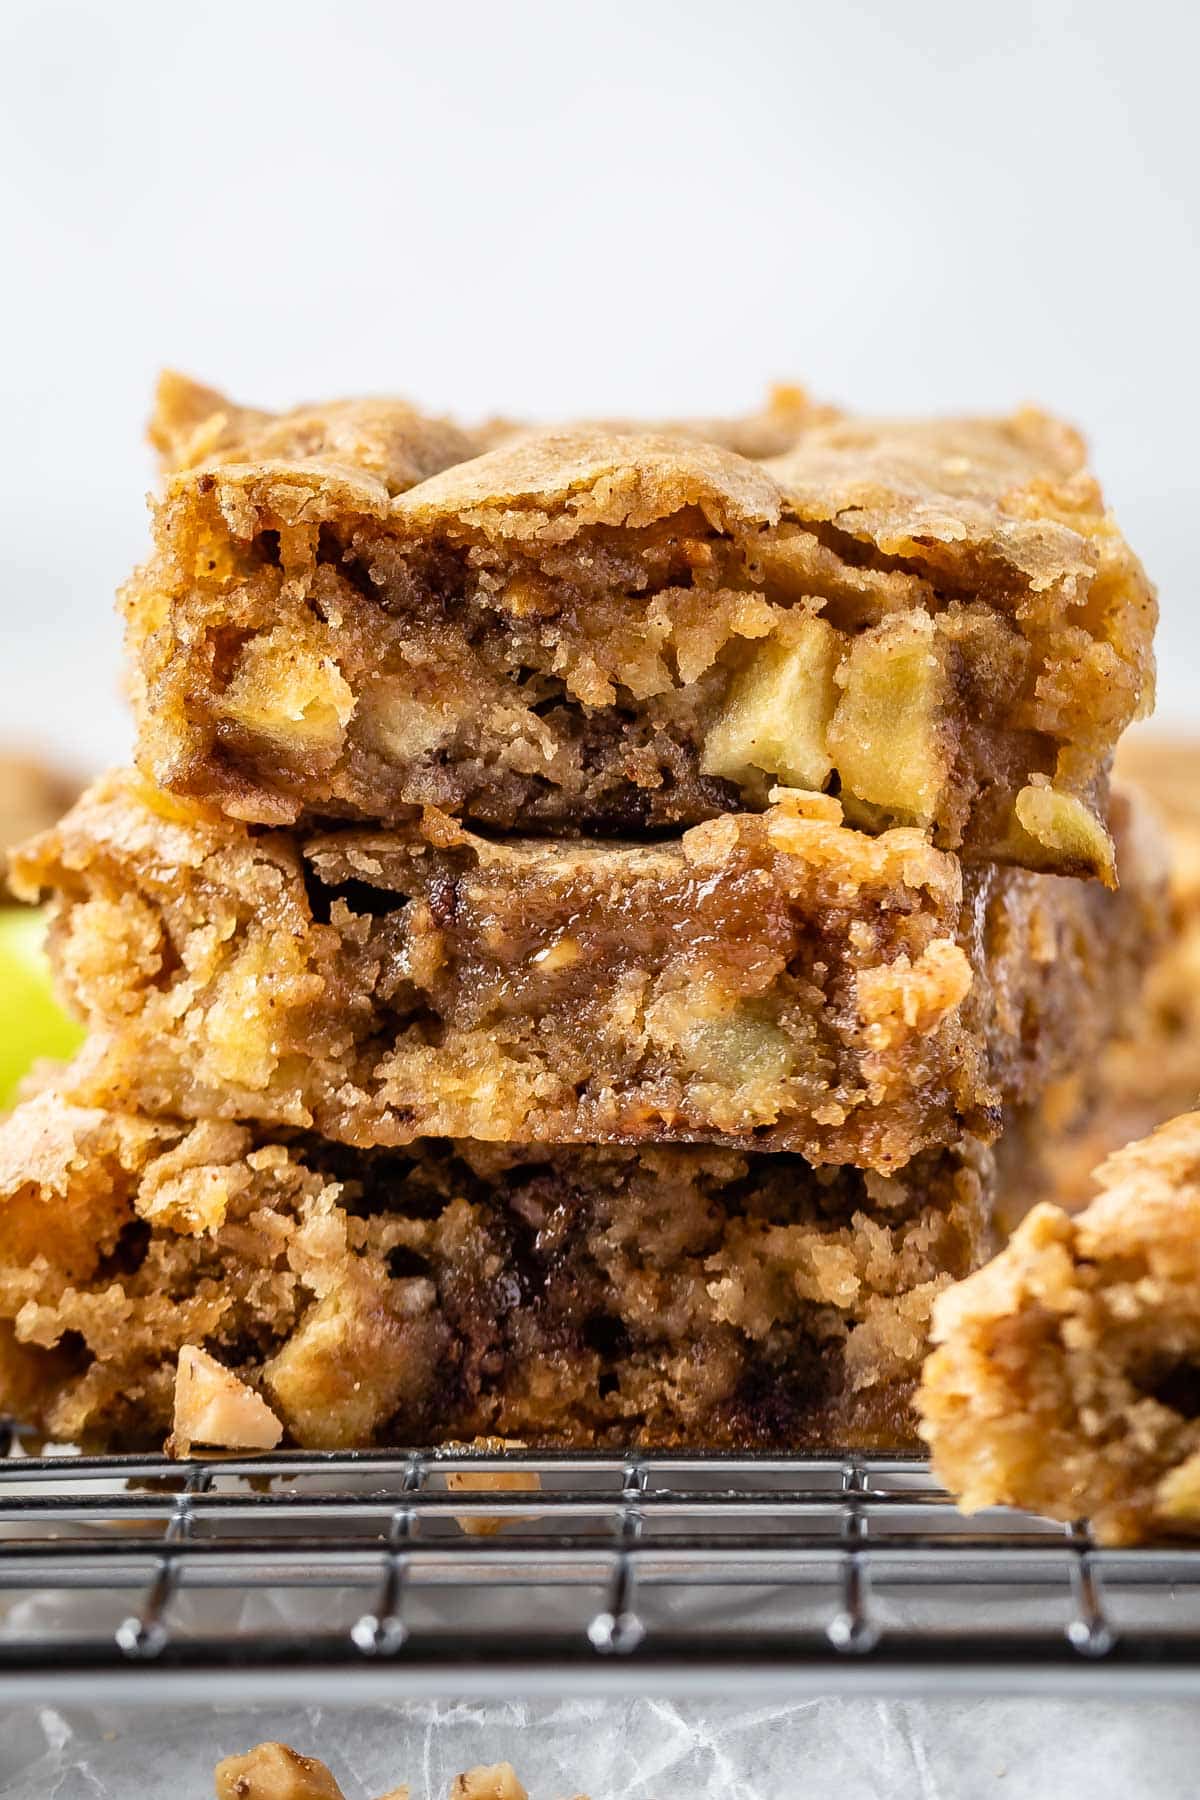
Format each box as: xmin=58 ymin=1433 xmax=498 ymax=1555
xmin=4 ymin=1431 xmax=1200 ymax=1700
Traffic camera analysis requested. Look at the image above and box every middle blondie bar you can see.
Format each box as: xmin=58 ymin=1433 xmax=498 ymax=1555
xmin=15 ymin=772 xmax=1160 ymax=1172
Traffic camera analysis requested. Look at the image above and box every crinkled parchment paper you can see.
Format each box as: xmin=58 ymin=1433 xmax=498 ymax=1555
xmin=2 ymin=1472 xmax=1192 ymax=1796
xmin=3 ymin=1697 xmax=1199 ymax=1798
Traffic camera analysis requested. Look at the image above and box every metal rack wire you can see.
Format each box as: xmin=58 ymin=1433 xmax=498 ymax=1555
xmin=4 ymin=1430 xmax=1200 ymax=1699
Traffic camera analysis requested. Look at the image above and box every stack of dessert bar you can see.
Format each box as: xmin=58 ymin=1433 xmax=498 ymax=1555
xmin=0 ymin=376 xmax=1163 ymax=1458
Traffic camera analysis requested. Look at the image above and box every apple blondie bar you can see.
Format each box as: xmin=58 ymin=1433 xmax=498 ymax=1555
xmin=124 ymin=377 xmax=1155 ymax=876
xmin=919 ymin=1109 xmax=1200 ymax=1543
xmin=0 ymin=1085 xmax=995 ymax=1453
xmin=12 ymin=773 xmax=1162 ymax=1170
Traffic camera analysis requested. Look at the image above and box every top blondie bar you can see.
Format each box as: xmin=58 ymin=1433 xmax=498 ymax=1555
xmin=123 ymin=375 xmax=1156 ymax=879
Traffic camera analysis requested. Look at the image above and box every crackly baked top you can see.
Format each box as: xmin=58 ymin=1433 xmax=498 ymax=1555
xmin=149 ymin=370 xmax=831 ymax=479
xmin=149 ymin=369 xmax=484 ymax=493
xmin=150 ymin=372 xmax=1141 ymax=616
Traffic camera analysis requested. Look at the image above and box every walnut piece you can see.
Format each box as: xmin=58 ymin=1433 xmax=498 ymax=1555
xmin=168 ymin=1344 xmax=282 ymax=1458
xmin=213 ymin=1744 xmax=586 ymax=1800
xmin=217 ymin=630 xmax=356 ymax=757
xmin=449 ymin=1771 xmax=528 ymax=1800
xmin=215 ymin=1742 xmax=347 ymax=1800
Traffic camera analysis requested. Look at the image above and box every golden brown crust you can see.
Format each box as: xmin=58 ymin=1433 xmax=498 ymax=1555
xmin=0 ymin=1084 xmax=995 ymax=1454
xmin=12 ymin=772 xmax=1161 ymax=1170
xmin=919 ymin=1109 xmax=1200 ymax=1543
xmin=122 ymin=379 xmax=1155 ymax=868
xmin=155 ymin=372 xmax=825 ymax=482
xmin=766 ymin=409 xmax=1091 ymax=572
xmin=392 ymin=428 xmax=784 ymax=539
xmin=150 ymin=368 xmax=483 ymax=492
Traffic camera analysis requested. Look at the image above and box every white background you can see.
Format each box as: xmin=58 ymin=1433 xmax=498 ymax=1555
xmin=1 ymin=0 xmax=1196 ymax=776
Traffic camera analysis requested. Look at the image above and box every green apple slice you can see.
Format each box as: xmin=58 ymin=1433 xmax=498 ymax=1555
xmin=0 ymin=907 xmax=84 ymax=1108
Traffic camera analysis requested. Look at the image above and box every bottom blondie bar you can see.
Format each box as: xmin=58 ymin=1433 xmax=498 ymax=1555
xmin=0 ymin=1085 xmax=995 ymax=1454
xmin=919 ymin=1109 xmax=1200 ymax=1543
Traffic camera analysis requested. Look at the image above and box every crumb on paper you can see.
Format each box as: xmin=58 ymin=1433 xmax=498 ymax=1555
xmin=214 ymin=1741 xmax=347 ymax=1800
xmin=449 ymin=1767 xmax=528 ymax=1800
xmin=213 ymin=1743 xmax=588 ymax=1800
